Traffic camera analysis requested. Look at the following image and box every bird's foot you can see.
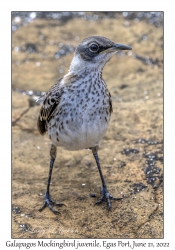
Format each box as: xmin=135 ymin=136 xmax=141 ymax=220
xmin=38 ymin=191 xmax=65 ymax=214
xmin=95 ymin=186 xmax=122 ymax=210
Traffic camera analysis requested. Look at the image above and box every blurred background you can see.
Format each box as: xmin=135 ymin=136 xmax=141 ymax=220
xmin=12 ymin=11 xmax=163 ymax=98
xmin=12 ymin=12 xmax=163 ymax=239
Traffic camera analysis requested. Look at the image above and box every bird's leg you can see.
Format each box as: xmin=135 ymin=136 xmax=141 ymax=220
xmin=39 ymin=144 xmax=65 ymax=214
xmin=91 ymin=147 xmax=122 ymax=210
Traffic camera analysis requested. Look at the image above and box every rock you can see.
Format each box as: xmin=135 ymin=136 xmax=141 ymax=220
xmin=12 ymin=12 xmax=163 ymax=239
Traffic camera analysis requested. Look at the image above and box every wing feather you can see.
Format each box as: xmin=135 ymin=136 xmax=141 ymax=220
xmin=109 ymin=91 xmax=113 ymax=114
xmin=37 ymin=79 xmax=63 ymax=135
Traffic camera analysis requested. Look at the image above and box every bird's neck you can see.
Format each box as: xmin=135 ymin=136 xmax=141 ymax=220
xmin=67 ymin=53 xmax=104 ymax=77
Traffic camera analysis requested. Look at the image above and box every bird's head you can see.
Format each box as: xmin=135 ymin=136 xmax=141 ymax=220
xmin=68 ymin=36 xmax=132 ymax=74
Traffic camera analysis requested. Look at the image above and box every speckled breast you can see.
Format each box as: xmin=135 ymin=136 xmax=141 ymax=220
xmin=48 ymin=78 xmax=111 ymax=150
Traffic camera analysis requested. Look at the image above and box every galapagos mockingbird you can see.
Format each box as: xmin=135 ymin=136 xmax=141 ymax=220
xmin=37 ymin=36 xmax=132 ymax=214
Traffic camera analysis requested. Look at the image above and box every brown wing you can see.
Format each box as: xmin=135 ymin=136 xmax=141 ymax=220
xmin=37 ymin=79 xmax=63 ymax=135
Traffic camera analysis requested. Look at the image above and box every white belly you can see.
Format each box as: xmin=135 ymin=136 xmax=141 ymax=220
xmin=48 ymin=112 xmax=109 ymax=150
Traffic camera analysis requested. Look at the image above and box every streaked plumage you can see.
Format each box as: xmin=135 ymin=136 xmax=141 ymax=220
xmin=37 ymin=36 xmax=132 ymax=213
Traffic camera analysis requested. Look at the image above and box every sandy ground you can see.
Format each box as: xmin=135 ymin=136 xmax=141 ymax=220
xmin=12 ymin=12 xmax=163 ymax=238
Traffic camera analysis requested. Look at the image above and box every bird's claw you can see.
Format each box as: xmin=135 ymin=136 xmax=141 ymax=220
xmin=95 ymin=186 xmax=122 ymax=210
xmin=38 ymin=192 xmax=65 ymax=214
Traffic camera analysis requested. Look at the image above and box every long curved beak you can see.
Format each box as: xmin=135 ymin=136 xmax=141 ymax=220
xmin=100 ymin=43 xmax=132 ymax=53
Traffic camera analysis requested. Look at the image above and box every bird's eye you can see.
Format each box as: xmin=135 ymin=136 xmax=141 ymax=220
xmin=89 ymin=43 xmax=99 ymax=52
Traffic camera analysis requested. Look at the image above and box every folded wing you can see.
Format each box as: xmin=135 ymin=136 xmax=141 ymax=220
xmin=37 ymin=80 xmax=63 ymax=135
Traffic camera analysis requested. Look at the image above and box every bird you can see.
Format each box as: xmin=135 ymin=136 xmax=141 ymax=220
xmin=37 ymin=35 xmax=132 ymax=214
